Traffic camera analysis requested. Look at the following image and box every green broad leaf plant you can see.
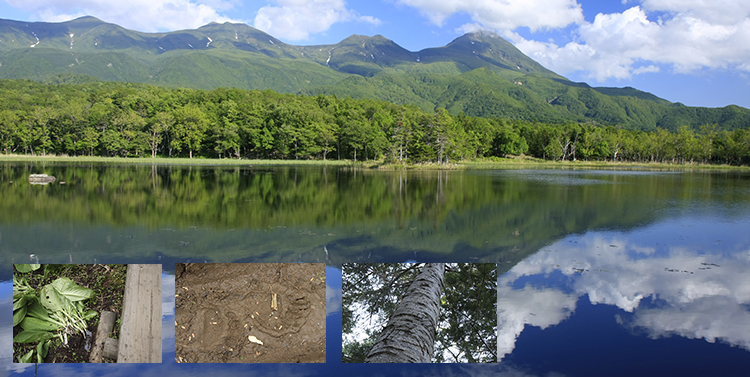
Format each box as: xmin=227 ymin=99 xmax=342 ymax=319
xmin=12 ymin=264 xmax=98 ymax=363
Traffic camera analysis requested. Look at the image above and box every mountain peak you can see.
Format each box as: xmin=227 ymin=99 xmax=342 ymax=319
xmin=320 ymin=33 xmax=414 ymax=75
xmin=338 ymin=34 xmax=395 ymax=46
xmin=198 ymin=21 xmax=254 ymax=30
xmin=70 ymin=16 xmax=104 ymax=23
xmin=462 ymin=30 xmax=502 ymax=39
xmin=64 ymin=16 xmax=109 ymax=29
xmin=447 ymin=31 xmax=515 ymax=50
xmin=432 ymin=31 xmax=563 ymax=78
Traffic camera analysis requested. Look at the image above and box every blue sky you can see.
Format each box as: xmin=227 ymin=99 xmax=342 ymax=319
xmin=1 ymin=0 xmax=749 ymax=109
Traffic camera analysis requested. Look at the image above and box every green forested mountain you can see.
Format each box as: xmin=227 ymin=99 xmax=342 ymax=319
xmin=0 ymin=16 xmax=348 ymax=92
xmin=0 ymin=16 xmax=748 ymax=131
xmin=303 ymin=68 xmax=750 ymax=131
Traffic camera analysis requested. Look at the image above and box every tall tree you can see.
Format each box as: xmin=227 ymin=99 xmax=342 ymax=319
xmin=313 ymin=119 xmax=338 ymax=160
xmin=364 ymin=263 xmax=445 ymax=363
xmin=214 ymin=101 xmax=241 ymax=158
xmin=172 ymin=104 xmax=209 ymax=158
xmin=342 ymin=118 xmax=367 ymax=161
xmin=80 ymin=126 xmax=100 ymax=156
xmin=29 ymin=107 xmax=55 ymax=155
xmin=697 ymin=124 xmax=719 ymax=163
xmin=102 ymin=110 xmax=147 ymax=157
xmin=388 ymin=109 xmax=417 ymax=162
xmin=344 ymin=263 xmax=496 ymax=363
xmin=495 ymin=121 xmax=528 ymax=157
xmin=149 ymin=111 xmax=173 ymax=158
xmin=0 ymin=110 xmax=18 ymax=154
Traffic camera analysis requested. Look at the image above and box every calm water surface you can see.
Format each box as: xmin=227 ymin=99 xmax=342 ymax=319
xmin=1 ymin=162 xmax=748 ymax=376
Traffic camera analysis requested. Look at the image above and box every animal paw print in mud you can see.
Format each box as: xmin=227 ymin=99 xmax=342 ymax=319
xmin=258 ymin=294 xmax=310 ymax=337
xmin=286 ymin=295 xmax=310 ymax=327
xmin=180 ymin=307 xmax=228 ymax=350
xmin=182 ymin=308 xmax=247 ymax=351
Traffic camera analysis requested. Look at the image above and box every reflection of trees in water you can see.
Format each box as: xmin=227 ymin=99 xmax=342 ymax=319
xmin=0 ymin=163 xmax=706 ymax=228
xmin=0 ymin=163 xmax=747 ymax=267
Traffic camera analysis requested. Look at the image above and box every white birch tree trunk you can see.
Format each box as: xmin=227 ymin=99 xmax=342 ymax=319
xmin=365 ymin=263 xmax=445 ymax=363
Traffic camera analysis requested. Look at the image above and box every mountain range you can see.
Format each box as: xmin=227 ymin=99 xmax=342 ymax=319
xmin=0 ymin=16 xmax=747 ymax=131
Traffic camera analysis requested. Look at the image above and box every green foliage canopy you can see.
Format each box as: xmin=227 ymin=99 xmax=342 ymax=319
xmin=0 ymin=79 xmax=748 ymax=165
xmin=342 ymin=263 xmax=497 ymax=363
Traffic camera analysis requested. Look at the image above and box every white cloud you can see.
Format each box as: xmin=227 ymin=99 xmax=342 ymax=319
xmin=254 ymin=0 xmax=381 ymax=41
xmin=396 ymin=0 xmax=584 ymax=31
xmin=457 ymin=22 xmax=485 ymax=35
xmin=641 ymin=0 xmax=750 ymax=24
xmin=513 ymin=4 xmax=750 ymax=81
xmin=358 ymin=15 xmax=382 ymax=26
xmin=399 ymin=0 xmax=750 ymax=81
xmin=5 ymin=0 xmax=240 ymax=32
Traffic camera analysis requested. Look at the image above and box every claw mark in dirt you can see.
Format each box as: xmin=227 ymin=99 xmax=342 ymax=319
xmin=234 ymin=283 xmax=310 ymax=337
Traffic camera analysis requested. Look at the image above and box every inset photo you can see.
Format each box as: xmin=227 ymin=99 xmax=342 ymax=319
xmin=12 ymin=264 xmax=130 ymax=363
xmin=342 ymin=263 xmax=497 ymax=363
xmin=175 ymin=263 xmax=326 ymax=363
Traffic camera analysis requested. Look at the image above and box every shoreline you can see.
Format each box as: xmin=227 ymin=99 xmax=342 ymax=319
xmin=0 ymin=154 xmax=746 ymax=171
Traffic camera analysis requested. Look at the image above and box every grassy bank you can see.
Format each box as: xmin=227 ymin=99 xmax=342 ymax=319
xmin=464 ymin=158 xmax=750 ymax=171
xmin=0 ymin=154 xmax=747 ymax=171
xmin=0 ymin=155 xmax=353 ymax=166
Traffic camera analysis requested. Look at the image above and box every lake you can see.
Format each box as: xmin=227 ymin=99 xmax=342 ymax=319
xmin=1 ymin=162 xmax=749 ymax=376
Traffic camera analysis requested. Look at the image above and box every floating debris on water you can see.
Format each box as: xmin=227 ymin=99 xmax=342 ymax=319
xmin=28 ymin=174 xmax=56 ymax=185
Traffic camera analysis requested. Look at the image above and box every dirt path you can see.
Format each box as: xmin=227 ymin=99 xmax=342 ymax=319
xmin=175 ymin=263 xmax=326 ymax=363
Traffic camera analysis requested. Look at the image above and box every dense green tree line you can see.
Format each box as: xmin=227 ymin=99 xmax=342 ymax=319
xmin=0 ymin=80 xmax=748 ymax=165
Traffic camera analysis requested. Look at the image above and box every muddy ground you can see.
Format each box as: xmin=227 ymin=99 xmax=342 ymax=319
xmin=175 ymin=263 xmax=326 ymax=363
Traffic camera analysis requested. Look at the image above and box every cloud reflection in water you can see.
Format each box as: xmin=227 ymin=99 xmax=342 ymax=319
xmin=498 ymin=219 xmax=750 ymax=360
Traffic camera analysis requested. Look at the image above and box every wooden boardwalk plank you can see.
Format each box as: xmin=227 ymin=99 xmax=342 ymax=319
xmin=117 ymin=264 xmax=162 ymax=363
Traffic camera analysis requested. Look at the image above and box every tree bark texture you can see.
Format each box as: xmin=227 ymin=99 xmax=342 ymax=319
xmin=365 ymin=263 xmax=445 ymax=363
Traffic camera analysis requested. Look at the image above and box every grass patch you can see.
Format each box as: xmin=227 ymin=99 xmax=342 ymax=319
xmin=463 ymin=157 xmax=750 ymax=171
xmin=0 ymin=155 xmax=355 ymax=166
xmin=1 ymin=154 xmax=747 ymax=171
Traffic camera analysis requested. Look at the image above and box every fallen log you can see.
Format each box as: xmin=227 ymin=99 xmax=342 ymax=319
xmin=28 ymin=174 xmax=56 ymax=185
xmin=89 ymin=310 xmax=117 ymax=363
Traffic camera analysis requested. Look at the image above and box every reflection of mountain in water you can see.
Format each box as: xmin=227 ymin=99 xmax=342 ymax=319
xmin=497 ymin=220 xmax=750 ymax=360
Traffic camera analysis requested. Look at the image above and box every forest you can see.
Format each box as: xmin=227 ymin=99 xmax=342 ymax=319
xmin=0 ymin=79 xmax=748 ymax=165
